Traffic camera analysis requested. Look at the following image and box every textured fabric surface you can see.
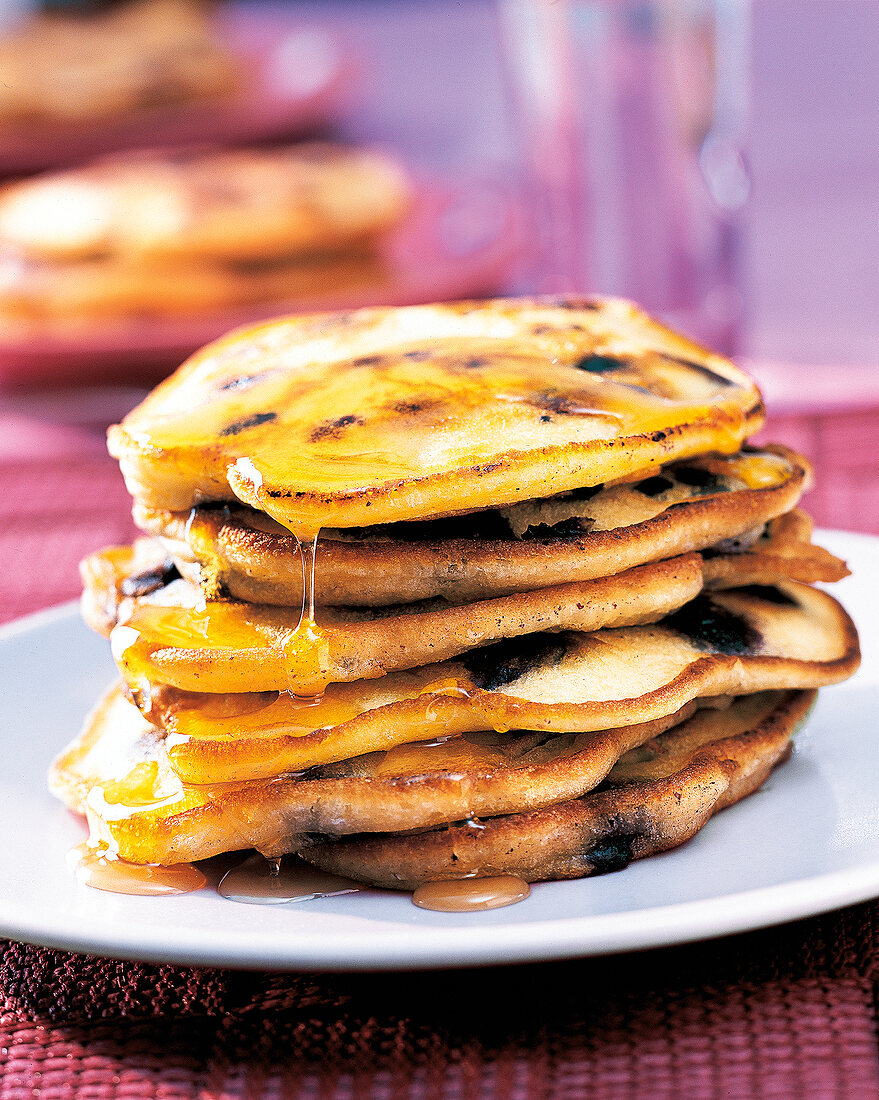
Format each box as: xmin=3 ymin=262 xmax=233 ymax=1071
xmin=1 ymin=411 xmax=878 ymax=1098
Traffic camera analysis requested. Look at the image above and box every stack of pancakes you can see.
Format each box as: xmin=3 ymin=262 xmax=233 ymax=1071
xmin=0 ymin=143 xmax=411 ymax=327
xmin=50 ymin=298 xmax=860 ymax=891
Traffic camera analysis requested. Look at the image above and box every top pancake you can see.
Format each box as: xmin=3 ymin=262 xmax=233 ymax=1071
xmin=107 ymin=297 xmax=765 ymax=533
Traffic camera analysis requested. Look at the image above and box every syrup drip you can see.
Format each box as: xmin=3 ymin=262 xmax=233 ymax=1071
xmin=412 ymin=875 xmax=531 ymax=912
xmin=70 ymin=843 xmax=206 ymax=896
xmin=218 ymin=853 xmax=362 ymax=905
xmin=280 ymin=530 xmax=333 ymax=700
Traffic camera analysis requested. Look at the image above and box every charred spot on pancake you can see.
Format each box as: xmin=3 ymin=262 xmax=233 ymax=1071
xmin=634 ymin=475 xmax=674 ymax=497
xmin=353 ymin=355 xmax=383 ymax=367
xmin=120 ymin=561 xmax=181 ymax=598
xmin=735 ymin=585 xmax=800 ymax=607
xmin=665 ymin=595 xmax=761 ymax=655
xmin=662 ymin=353 xmax=735 ymax=388
xmin=549 ymin=295 xmax=600 ymax=311
xmin=461 ymin=633 xmax=570 ymax=692
xmin=587 ymin=833 xmax=638 ymax=875
xmin=521 ymin=518 xmax=588 ymax=541
xmin=536 ymin=392 xmax=586 ymax=415
xmin=574 ymin=353 xmax=625 ymax=374
xmin=672 ymin=464 xmax=725 ymax=494
xmin=309 ymin=414 xmax=365 ymax=442
xmin=220 ymin=411 xmax=277 ymax=437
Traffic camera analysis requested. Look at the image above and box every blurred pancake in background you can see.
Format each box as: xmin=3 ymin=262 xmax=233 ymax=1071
xmin=0 ymin=179 xmax=523 ymax=386
xmin=0 ymin=0 xmax=241 ymax=127
xmin=0 ymin=144 xmax=412 ymax=324
xmin=0 ymin=0 xmax=351 ymax=174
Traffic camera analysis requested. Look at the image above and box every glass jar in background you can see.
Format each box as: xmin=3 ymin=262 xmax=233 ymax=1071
xmin=499 ymin=0 xmax=751 ymax=354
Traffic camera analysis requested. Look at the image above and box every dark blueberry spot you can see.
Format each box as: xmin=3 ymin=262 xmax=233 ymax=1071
xmin=120 ymin=562 xmax=181 ymax=598
xmin=567 ymin=484 xmax=603 ymax=502
xmin=735 ymin=585 xmax=799 ymax=607
xmin=651 ymin=430 xmax=667 ymax=442
xmin=662 ymin=354 xmax=735 ymax=388
xmin=220 ymin=411 xmax=277 ymax=437
xmin=587 ymin=834 xmax=638 ymax=876
xmin=540 ymin=414 xmax=552 ymax=423
xmin=403 ymin=350 xmax=432 ymax=362
xmin=634 ymin=475 xmax=674 ymax=498
xmin=464 ymin=357 xmax=488 ymax=369
xmin=394 ymin=402 xmax=424 ymax=415
xmin=521 ymin=518 xmax=588 ymax=540
xmin=353 ymin=355 xmax=383 ymax=367
xmin=672 ymin=465 xmax=724 ymax=494
xmin=345 ymin=509 xmax=515 ymax=543
xmin=664 ymin=595 xmax=761 ymax=655
xmin=574 ymin=353 xmax=625 ymax=373
xmin=461 ymin=633 xmax=570 ymax=692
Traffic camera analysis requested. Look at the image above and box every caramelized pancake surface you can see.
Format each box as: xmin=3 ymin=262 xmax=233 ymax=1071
xmin=92 ymin=552 xmax=707 ymax=696
xmin=140 ymin=447 xmax=833 ymax=606
xmin=302 ymin=690 xmax=817 ymax=889
xmin=108 ymin=298 xmax=764 ymax=531
xmin=52 ymin=684 xmax=705 ymax=861
xmin=103 ymin=582 xmax=856 ymax=783
xmin=51 ymin=688 xmax=813 ymax=867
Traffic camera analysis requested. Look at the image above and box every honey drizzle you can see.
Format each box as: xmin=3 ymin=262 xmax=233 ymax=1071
xmin=217 ymin=853 xmax=362 ymax=905
xmin=412 ymin=876 xmax=531 ymax=912
xmin=70 ymin=842 xmax=206 ymax=896
xmin=279 ymin=530 xmax=332 ymax=701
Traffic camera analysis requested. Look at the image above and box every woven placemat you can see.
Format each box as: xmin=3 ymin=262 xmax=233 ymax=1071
xmin=1 ymin=900 xmax=878 ymax=1096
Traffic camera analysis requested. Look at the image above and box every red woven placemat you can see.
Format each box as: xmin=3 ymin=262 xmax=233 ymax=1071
xmin=2 ymin=426 xmax=878 ymax=1098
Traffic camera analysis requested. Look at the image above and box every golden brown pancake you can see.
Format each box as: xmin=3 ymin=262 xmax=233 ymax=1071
xmin=299 ymin=689 xmax=817 ymax=889
xmin=0 ymin=0 xmax=239 ymax=126
xmin=91 ymin=552 xmax=708 ymax=696
xmin=136 ymin=446 xmax=832 ymax=607
xmin=0 ymin=145 xmax=412 ymax=264
xmin=51 ymin=683 xmax=704 ymax=859
xmin=0 ymin=144 xmax=410 ymax=323
xmin=50 ymin=688 xmax=813 ymax=868
xmin=107 ymin=298 xmax=765 ymax=532
xmin=80 ymin=512 xmax=849 ymax=699
xmin=94 ymin=581 xmax=857 ymax=784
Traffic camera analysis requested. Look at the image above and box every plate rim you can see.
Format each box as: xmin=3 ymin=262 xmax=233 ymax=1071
xmin=1 ymin=528 xmax=876 ymax=971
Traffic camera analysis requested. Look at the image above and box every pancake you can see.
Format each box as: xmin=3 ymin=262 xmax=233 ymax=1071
xmin=299 ymin=689 xmax=817 ymax=889
xmin=0 ymin=250 xmax=390 ymax=324
xmin=0 ymin=145 xmax=411 ymax=264
xmin=50 ymin=688 xmax=813 ymax=868
xmin=106 ymin=581 xmax=856 ymax=784
xmin=136 ymin=446 xmax=825 ymax=607
xmin=107 ymin=297 xmax=765 ymax=531
xmin=81 ymin=510 xmax=849 ymax=698
xmin=0 ymin=0 xmax=239 ymax=126
xmin=51 ymin=682 xmax=705 ymax=860
xmin=92 ymin=553 xmax=709 ymax=696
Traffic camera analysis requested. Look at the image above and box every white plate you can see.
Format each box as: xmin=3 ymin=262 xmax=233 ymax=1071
xmin=1 ymin=530 xmax=877 ymax=970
